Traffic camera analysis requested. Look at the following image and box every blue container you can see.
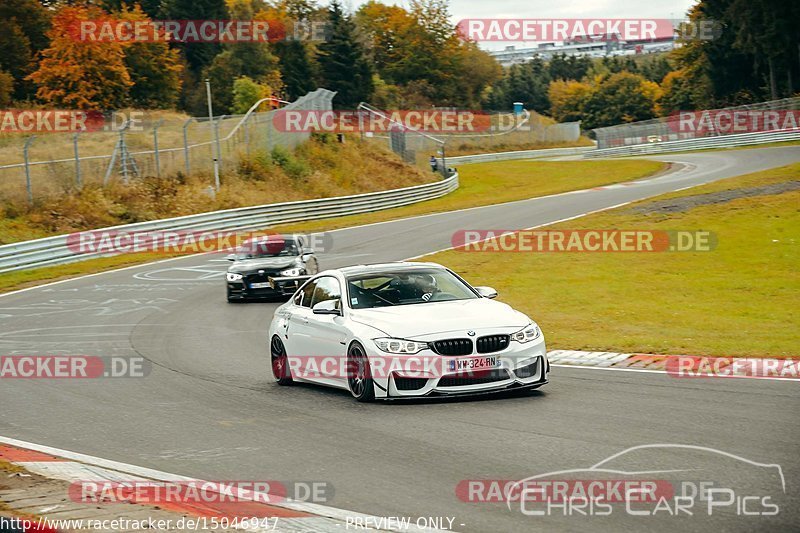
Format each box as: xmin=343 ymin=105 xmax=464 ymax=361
xmin=513 ymin=102 xmax=524 ymax=115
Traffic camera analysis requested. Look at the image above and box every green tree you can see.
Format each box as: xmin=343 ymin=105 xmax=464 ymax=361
xmin=0 ymin=0 xmax=50 ymax=100
xmin=670 ymin=0 xmax=799 ymax=106
xmin=273 ymin=40 xmax=318 ymax=100
xmin=232 ymin=76 xmax=270 ymax=113
xmin=100 ymin=0 xmax=162 ymax=17
xmin=160 ymin=0 xmax=228 ymax=75
xmin=117 ymin=5 xmax=184 ymax=108
xmin=317 ymin=0 xmax=373 ymax=107
xmin=549 ymin=54 xmax=591 ymax=81
xmin=188 ymin=0 xmax=282 ymax=114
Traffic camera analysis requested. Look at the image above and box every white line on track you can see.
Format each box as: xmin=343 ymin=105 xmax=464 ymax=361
xmin=552 ymin=364 xmax=800 ymax=382
xmin=0 ymin=435 xmax=452 ymax=533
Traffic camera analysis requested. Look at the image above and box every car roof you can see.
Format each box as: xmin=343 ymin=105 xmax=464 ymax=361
xmin=338 ymin=261 xmax=445 ymax=277
xmin=242 ymin=234 xmax=299 ymax=244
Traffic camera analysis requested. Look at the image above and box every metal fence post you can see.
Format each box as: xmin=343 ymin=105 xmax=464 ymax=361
xmin=440 ymin=143 xmax=447 ymax=179
xmin=73 ymin=130 xmax=82 ymax=188
xmin=182 ymin=118 xmax=193 ymax=175
xmin=153 ymin=120 xmax=163 ymax=177
xmin=216 ymin=115 xmax=226 ymax=176
xmin=23 ymin=136 xmax=36 ymax=204
xmin=244 ymin=116 xmax=250 ymax=157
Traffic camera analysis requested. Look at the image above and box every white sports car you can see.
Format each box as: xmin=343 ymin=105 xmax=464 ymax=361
xmin=267 ymin=262 xmax=549 ymax=401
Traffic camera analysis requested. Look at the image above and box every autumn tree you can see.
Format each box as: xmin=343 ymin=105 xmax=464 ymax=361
xmin=0 ymin=71 xmax=13 ymax=106
xmin=356 ymin=0 xmax=499 ymax=108
xmin=583 ymin=72 xmax=661 ymax=129
xmin=658 ymin=70 xmax=695 ymax=115
xmin=28 ymin=6 xmax=132 ymax=110
xmin=548 ymin=79 xmax=593 ymax=123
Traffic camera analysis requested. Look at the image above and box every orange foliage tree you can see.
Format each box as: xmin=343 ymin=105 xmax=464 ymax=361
xmin=28 ymin=6 xmax=131 ymax=110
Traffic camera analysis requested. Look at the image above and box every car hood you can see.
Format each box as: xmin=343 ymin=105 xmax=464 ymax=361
xmin=348 ymin=298 xmax=530 ymax=338
xmin=229 ymin=257 xmax=299 ymax=273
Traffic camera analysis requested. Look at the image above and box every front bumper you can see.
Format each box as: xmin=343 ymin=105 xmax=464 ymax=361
xmin=227 ymin=278 xmax=301 ymax=300
xmin=371 ymin=335 xmax=549 ymax=399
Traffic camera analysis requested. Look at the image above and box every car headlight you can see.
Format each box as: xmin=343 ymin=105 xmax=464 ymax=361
xmin=511 ymin=323 xmax=541 ymax=343
xmin=226 ymin=272 xmax=243 ymax=282
xmin=280 ymin=267 xmax=303 ymax=276
xmin=373 ymin=338 xmax=429 ymax=354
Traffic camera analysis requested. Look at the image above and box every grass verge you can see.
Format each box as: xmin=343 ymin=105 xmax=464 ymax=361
xmin=420 ymin=163 xmax=800 ymax=357
xmin=273 ymin=159 xmax=666 ymax=234
xmin=0 ymin=159 xmax=665 ymax=294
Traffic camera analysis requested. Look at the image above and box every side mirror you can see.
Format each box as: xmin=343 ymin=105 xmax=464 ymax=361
xmin=225 ymin=253 xmax=237 ymax=261
xmin=312 ymin=299 xmax=342 ymax=316
xmin=475 ymin=286 xmax=498 ymax=299
xmin=301 ymin=247 xmax=314 ymax=256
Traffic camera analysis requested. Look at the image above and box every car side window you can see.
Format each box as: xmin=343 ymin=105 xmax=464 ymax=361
xmin=292 ymin=290 xmax=303 ymax=306
xmin=311 ymin=277 xmax=341 ymax=309
xmin=298 ymin=280 xmax=318 ymax=308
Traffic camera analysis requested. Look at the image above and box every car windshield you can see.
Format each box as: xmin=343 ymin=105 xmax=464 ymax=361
xmin=346 ymin=268 xmax=478 ymax=308
xmin=236 ymin=238 xmax=300 ymax=259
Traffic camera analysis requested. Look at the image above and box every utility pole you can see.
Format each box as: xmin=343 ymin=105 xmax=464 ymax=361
xmin=206 ymin=79 xmax=221 ymax=191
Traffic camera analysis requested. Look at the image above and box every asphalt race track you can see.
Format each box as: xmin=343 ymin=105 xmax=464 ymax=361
xmin=1 ymin=146 xmax=799 ymax=532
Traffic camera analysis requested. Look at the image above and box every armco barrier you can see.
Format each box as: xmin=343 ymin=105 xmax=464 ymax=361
xmin=0 ymin=173 xmax=458 ymax=273
xmin=0 ymin=143 xmax=602 ymax=274
xmin=583 ymin=129 xmax=800 ymax=158
xmin=447 ymin=145 xmax=594 ymax=164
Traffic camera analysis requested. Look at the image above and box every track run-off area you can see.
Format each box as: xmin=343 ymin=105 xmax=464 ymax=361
xmin=1 ymin=146 xmax=799 ymax=532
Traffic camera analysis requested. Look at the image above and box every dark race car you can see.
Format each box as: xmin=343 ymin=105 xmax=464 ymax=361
xmin=225 ymin=234 xmax=319 ymax=302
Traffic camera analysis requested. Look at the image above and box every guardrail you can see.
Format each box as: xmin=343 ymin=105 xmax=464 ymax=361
xmin=447 ymin=145 xmax=595 ymax=164
xmin=583 ymin=129 xmax=800 ymax=158
xmin=0 ymin=173 xmax=458 ymax=273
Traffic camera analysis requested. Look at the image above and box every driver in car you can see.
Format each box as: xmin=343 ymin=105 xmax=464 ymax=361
xmin=393 ymin=273 xmax=438 ymax=301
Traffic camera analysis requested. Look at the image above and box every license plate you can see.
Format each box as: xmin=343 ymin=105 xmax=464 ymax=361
xmin=250 ymin=282 xmax=271 ymax=289
xmin=449 ymin=356 xmax=498 ymax=372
